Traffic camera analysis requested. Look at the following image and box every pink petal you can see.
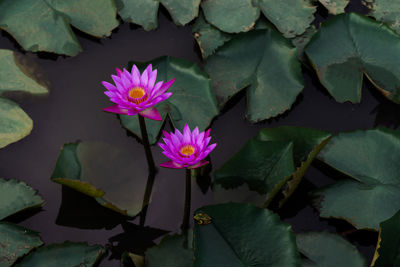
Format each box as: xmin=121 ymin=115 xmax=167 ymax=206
xmin=141 ymin=69 xmax=149 ymax=88
xmin=131 ymin=65 xmax=141 ymax=86
xmin=139 ymin=107 xmax=162 ymax=121
xmin=183 ymin=124 xmax=191 ymax=144
xmin=148 ymin=69 xmax=157 ymax=89
xmin=151 ymin=92 xmax=172 ymax=105
xmin=162 ymin=130 xmax=171 ymax=139
xmin=160 ymin=160 xmax=184 ymax=169
xmin=115 ymin=68 xmax=123 ymax=77
xmin=153 ymin=78 xmax=176 ymax=98
xmin=188 ymin=160 xmax=209 ymax=169
xmin=102 ymin=81 xmax=117 ymax=92
xmin=121 ymin=73 xmax=132 ymax=90
xmin=103 ymin=105 xmax=130 ymax=115
xmin=192 ymin=127 xmax=199 ymax=143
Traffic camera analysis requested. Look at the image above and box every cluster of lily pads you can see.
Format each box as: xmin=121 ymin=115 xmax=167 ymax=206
xmin=1 ymin=0 xmax=400 ymax=266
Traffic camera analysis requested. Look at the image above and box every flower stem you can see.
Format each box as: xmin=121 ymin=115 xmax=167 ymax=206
xmin=182 ymin=168 xmax=192 ymax=233
xmin=138 ymin=115 xmax=156 ymax=226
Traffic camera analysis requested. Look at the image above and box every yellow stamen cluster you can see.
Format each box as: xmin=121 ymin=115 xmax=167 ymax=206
xmin=128 ymin=87 xmax=146 ymax=104
xmin=180 ymin=145 xmax=195 ymax=157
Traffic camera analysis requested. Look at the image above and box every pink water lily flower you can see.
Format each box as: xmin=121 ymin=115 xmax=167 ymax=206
xmin=158 ymin=124 xmax=217 ymax=169
xmin=102 ymin=64 xmax=175 ymax=121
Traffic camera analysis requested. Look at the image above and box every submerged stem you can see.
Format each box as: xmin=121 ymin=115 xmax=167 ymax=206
xmin=138 ymin=115 xmax=156 ymax=226
xmin=182 ymin=168 xmax=192 ymax=233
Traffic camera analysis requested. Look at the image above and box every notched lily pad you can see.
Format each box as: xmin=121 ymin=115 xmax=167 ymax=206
xmin=120 ymin=56 xmax=219 ymax=145
xmin=205 ymin=29 xmax=304 ymax=122
xmin=194 ymin=203 xmax=300 ymax=267
xmin=0 ymin=222 xmax=43 ymax=267
xmin=51 ymin=141 xmax=149 ymax=217
xmin=0 ymin=178 xmax=44 ymax=220
xmin=0 ymin=0 xmax=118 ymax=56
xmin=214 ymin=126 xmax=330 ymax=206
xmin=315 ymin=128 xmax=400 ymax=230
xmin=16 ymin=241 xmax=105 ymax=267
xmin=306 ymin=13 xmax=400 ymax=104
xmin=296 ymin=231 xmax=367 ymax=267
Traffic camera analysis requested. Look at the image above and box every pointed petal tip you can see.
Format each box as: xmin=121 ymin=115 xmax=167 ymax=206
xmin=139 ymin=107 xmax=162 ymax=121
xmin=160 ymin=160 xmax=184 ymax=169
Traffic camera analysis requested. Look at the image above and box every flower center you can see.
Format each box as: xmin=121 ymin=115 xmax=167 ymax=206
xmin=180 ymin=145 xmax=195 ymax=157
xmin=129 ymin=87 xmax=146 ymax=99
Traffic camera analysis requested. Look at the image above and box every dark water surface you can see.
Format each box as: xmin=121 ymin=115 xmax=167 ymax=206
xmin=0 ymin=1 xmax=399 ymax=266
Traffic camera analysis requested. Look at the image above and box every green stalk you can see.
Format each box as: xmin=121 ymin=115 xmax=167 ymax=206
xmin=182 ymin=168 xmax=192 ymax=233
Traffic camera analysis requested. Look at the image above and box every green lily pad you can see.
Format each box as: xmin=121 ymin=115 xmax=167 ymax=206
xmin=371 ymin=210 xmax=400 ymax=266
xmin=205 ymin=29 xmax=304 ymax=122
xmin=117 ymin=0 xmax=200 ymax=30
xmin=316 ymin=128 xmax=400 ymax=230
xmin=0 ymin=222 xmax=43 ymax=267
xmin=194 ymin=203 xmax=301 ymax=266
xmin=146 ymin=232 xmax=193 ymax=267
xmin=51 ymin=141 xmax=149 ymax=217
xmin=0 ymin=98 xmax=33 ymax=149
xmin=192 ymin=13 xmax=232 ymax=59
xmin=201 ymin=0 xmax=316 ymax=38
xmin=362 ymin=0 xmax=400 ymax=35
xmin=120 ymin=56 xmax=219 ymax=145
xmin=214 ymin=126 xmax=329 ymax=206
xmin=296 ymin=232 xmax=367 ymax=267
xmin=0 ymin=0 xmax=118 ymax=56
xmin=291 ymin=25 xmax=317 ymax=61
xmin=16 ymin=241 xmax=104 ymax=267
xmin=318 ymin=0 xmax=350 ymax=14
xmin=0 ymin=178 xmax=44 ymax=220
xmin=258 ymin=126 xmax=331 ymax=206
xmin=306 ymin=13 xmax=400 ymax=104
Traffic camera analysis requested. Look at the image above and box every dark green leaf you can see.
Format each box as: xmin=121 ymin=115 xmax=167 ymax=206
xmin=316 ymin=128 xmax=400 ymax=230
xmin=51 ymin=141 xmax=149 ymax=217
xmin=362 ymin=0 xmax=400 ymax=35
xmin=0 ymin=98 xmax=33 ymax=149
xmin=194 ymin=203 xmax=301 ymax=267
xmin=296 ymin=232 xmax=367 ymax=267
xmin=306 ymin=13 xmax=400 ymax=104
xmin=201 ymin=0 xmax=316 ymax=37
xmin=192 ymin=13 xmax=232 ymax=59
xmin=214 ymin=138 xmax=295 ymax=206
xmin=0 ymin=178 xmax=44 ymax=220
xmin=16 ymin=242 xmax=104 ymax=267
xmin=258 ymin=126 xmax=331 ymax=206
xmin=371 ymin=210 xmax=400 ymax=266
xmin=205 ymin=29 xmax=304 ymax=122
xmin=117 ymin=0 xmax=200 ymax=30
xmin=146 ymin=232 xmax=193 ymax=267
xmin=0 ymin=222 xmax=43 ymax=267
xmin=0 ymin=0 xmax=118 ymax=56
xmin=318 ymin=0 xmax=350 ymax=14
xmin=214 ymin=126 xmax=329 ymax=206
xmin=120 ymin=56 xmax=219 ymax=145
xmin=291 ymin=25 xmax=317 ymax=62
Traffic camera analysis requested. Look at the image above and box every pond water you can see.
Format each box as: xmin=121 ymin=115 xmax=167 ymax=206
xmin=0 ymin=1 xmax=399 ymax=266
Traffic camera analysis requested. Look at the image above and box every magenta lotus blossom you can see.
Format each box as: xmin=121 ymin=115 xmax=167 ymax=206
xmin=102 ymin=64 xmax=175 ymax=121
xmin=158 ymin=124 xmax=217 ymax=169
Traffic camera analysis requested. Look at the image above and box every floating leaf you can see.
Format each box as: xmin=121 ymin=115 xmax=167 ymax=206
xmin=306 ymin=13 xmax=400 ymax=104
xmin=291 ymin=25 xmax=317 ymax=61
xmin=316 ymin=128 xmax=400 ymax=230
xmin=146 ymin=233 xmax=193 ymax=267
xmin=215 ymin=127 xmax=329 ymax=206
xmin=318 ymin=0 xmax=350 ymax=14
xmin=194 ymin=203 xmax=300 ymax=266
xmin=0 ymin=178 xmax=44 ymax=220
xmin=0 ymin=222 xmax=43 ymax=267
xmin=0 ymin=50 xmax=47 ymax=95
xmin=117 ymin=0 xmax=200 ymax=30
xmin=201 ymin=0 xmax=316 ymax=37
xmin=192 ymin=13 xmax=232 ymax=59
xmin=258 ymin=126 xmax=331 ymax=206
xmin=120 ymin=56 xmax=219 ymax=145
xmin=296 ymin=232 xmax=367 ymax=267
xmin=0 ymin=0 xmax=118 ymax=56
xmin=51 ymin=141 xmax=149 ymax=217
xmin=371 ymin=210 xmax=400 ymax=266
xmin=205 ymin=29 xmax=304 ymax=122
xmin=362 ymin=0 xmax=400 ymax=35
xmin=0 ymin=98 xmax=33 ymax=149
xmin=16 ymin=242 xmax=104 ymax=267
